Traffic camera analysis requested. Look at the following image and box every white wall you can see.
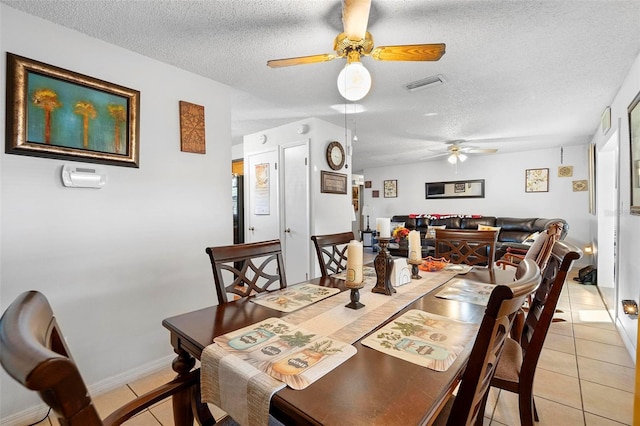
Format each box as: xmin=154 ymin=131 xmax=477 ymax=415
xmin=362 ymin=144 xmax=591 ymax=258
xmin=244 ymin=118 xmax=353 ymax=278
xmin=589 ymin=51 xmax=640 ymax=356
xmin=1 ymin=6 xmax=232 ymax=422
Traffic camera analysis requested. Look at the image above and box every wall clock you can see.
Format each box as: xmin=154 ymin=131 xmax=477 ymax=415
xmin=326 ymin=141 xmax=345 ymax=170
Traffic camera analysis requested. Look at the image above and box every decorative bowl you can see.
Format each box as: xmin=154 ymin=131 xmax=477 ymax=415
xmin=418 ymin=256 xmax=450 ymax=272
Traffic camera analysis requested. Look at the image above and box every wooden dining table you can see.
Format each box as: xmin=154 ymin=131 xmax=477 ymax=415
xmin=162 ymin=267 xmax=515 ymax=426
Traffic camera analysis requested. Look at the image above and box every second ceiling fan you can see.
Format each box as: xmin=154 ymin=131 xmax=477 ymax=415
xmin=267 ymin=0 xmax=446 ymax=101
xmin=428 ymin=141 xmax=499 ymax=164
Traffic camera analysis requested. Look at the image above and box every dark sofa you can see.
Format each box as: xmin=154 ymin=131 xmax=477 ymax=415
xmin=389 ymin=214 xmax=568 ymax=259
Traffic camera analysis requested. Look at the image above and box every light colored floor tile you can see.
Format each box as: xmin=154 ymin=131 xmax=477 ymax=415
xmin=92 ymin=385 xmax=140 ymax=418
xmin=538 ymin=348 xmax=578 ymax=377
xmin=148 ymin=399 xmax=173 ymax=425
xmin=533 ymin=368 xmax=582 ymax=409
xmin=575 ymin=339 xmax=635 ymax=368
xmin=535 ymin=396 xmax=586 ymax=425
xmin=570 ymin=293 xmax=606 ymax=308
xmin=483 ymin=387 xmax=501 ymax=418
xmin=581 ymin=381 xmax=633 ymax=425
xmin=548 ymin=320 xmax=574 ymax=337
xmin=585 ymin=412 xmax=629 ymax=426
xmin=577 ymin=356 xmax=635 ymax=391
xmin=543 ymin=330 xmax=576 ymax=354
xmin=573 ymin=324 xmax=625 ymax=347
xmin=571 ymin=308 xmax=616 ymax=331
xmin=128 ymin=366 xmax=177 ymax=396
xmin=117 ymin=411 xmax=162 ymax=426
xmin=490 ymin=390 xmax=520 ymax=426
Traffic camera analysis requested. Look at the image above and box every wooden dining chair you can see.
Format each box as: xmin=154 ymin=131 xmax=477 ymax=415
xmin=434 ymin=258 xmax=542 ymax=426
xmin=0 ymin=291 xmax=216 ymax=426
xmin=435 ymin=229 xmax=498 ymax=266
xmin=490 ymin=240 xmax=582 ymax=426
xmin=206 ymin=239 xmax=287 ymax=304
xmin=496 ymin=222 xmax=564 ymax=271
xmin=497 ymin=222 xmax=565 ymax=338
xmin=311 ymin=231 xmax=355 ymax=277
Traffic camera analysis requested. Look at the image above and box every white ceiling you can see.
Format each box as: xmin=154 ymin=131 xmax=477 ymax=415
xmin=3 ymin=0 xmax=640 ymax=171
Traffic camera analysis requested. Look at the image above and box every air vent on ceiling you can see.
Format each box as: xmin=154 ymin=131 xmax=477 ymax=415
xmin=405 ymin=74 xmax=445 ymax=92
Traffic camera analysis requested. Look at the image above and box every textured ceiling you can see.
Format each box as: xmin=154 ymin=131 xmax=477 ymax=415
xmin=3 ymin=0 xmax=640 ymax=170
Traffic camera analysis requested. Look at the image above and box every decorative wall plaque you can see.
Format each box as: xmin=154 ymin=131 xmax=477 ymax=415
xmin=179 ymin=101 xmax=205 ymax=154
xmin=572 ymin=180 xmax=588 ymax=192
xmin=558 ymin=166 xmax=573 ymax=177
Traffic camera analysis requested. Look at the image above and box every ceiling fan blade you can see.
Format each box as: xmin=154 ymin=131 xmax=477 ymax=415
xmin=342 ymin=0 xmax=372 ymax=40
xmin=464 ymin=148 xmax=499 ymax=154
xmin=370 ymin=43 xmax=446 ymax=61
xmin=422 ymin=152 xmax=450 ymax=160
xmin=267 ymin=53 xmax=337 ymax=68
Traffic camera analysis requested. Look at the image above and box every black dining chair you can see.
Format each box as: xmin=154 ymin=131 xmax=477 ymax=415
xmin=433 ymin=258 xmax=542 ymax=425
xmin=490 ymin=240 xmax=582 ymax=426
xmin=206 ymin=239 xmax=288 ymax=304
xmin=311 ymin=231 xmax=355 ymax=277
xmin=0 ymin=291 xmax=217 ymax=426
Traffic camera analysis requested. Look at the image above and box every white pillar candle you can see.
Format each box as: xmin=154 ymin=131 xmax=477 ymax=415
xmin=408 ymin=230 xmax=421 ymax=261
xmin=346 ymin=240 xmax=363 ymax=287
xmin=376 ymin=217 xmax=391 ymax=238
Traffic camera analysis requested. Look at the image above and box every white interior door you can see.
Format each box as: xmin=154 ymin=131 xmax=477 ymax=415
xmin=281 ymin=142 xmax=310 ymax=283
xmin=246 ymin=148 xmax=279 ymax=243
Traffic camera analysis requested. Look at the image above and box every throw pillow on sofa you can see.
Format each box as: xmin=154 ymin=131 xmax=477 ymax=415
xmin=478 ymin=224 xmax=501 ymax=235
xmin=426 ymin=225 xmax=446 ymax=239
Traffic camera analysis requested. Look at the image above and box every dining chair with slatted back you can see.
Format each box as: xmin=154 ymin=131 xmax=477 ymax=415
xmin=0 ymin=291 xmax=216 ymax=426
xmin=490 ymin=240 xmax=582 ymax=426
xmin=436 ymin=258 xmax=541 ymax=426
xmin=435 ymin=229 xmax=498 ymax=266
xmin=496 ymin=222 xmax=564 ymax=271
xmin=498 ymin=221 xmax=566 ymax=340
xmin=311 ymin=231 xmax=355 ymax=277
xmin=206 ymin=239 xmax=288 ymax=304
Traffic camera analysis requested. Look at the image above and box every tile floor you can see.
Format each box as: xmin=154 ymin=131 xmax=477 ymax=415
xmin=43 ymin=268 xmax=634 ymax=426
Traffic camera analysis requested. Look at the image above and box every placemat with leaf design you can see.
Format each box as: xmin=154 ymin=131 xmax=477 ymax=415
xmin=250 ymin=283 xmax=340 ymax=312
xmin=361 ymin=309 xmax=477 ymax=371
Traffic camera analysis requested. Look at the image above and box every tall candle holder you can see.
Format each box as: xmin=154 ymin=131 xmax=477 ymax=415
xmin=407 ymin=259 xmax=423 ymax=280
xmin=372 ymin=237 xmax=396 ymax=295
xmin=345 ymin=281 xmax=365 ymax=309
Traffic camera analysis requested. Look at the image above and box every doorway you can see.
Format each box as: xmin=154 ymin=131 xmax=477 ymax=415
xmin=596 ymin=131 xmax=619 ymax=317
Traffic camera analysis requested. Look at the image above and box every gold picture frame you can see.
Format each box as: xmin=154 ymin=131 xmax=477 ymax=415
xmin=5 ymin=53 xmax=140 ymax=167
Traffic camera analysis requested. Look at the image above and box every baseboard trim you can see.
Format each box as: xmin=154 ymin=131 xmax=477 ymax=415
xmin=0 ymin=354 xmax=175 ymax=426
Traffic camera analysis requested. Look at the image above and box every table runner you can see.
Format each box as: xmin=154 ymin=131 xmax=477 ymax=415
xmin=361 ymin=309 xmax=478 ymax=371
xmin=201 ymin=269 xmax=457 ymax=426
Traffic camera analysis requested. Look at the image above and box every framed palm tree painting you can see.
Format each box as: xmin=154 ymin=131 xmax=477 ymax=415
xmin=5 ymin=53 xmax=140 ymax=167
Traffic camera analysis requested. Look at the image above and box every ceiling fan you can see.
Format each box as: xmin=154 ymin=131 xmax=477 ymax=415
xmin=427 ymin=140 xmax=499 ymax=164
xmin=266 ymin=0 xmax=446 ymax=101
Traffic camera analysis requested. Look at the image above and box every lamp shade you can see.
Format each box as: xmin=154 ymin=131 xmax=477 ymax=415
xmin=337 ymin=62 xmax=372 ymax=101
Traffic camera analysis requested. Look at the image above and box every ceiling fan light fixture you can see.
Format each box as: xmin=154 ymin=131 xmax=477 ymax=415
xmin=337 ymin=61 xmax=371 ymax=101
xmin=458 ymin=153 xmax=468 ymax=162
xmin=447 ymin=154 xmax=458 ymax=164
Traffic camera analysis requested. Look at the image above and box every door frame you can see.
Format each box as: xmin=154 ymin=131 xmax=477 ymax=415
xmin=596 ymin=129 xmax=621 ymax=318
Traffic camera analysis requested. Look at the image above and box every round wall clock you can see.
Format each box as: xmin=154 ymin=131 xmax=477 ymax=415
xmin=326 ymin=141 xmax=345 ymax=170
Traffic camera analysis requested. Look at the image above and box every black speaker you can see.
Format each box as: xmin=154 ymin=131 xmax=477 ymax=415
xmin=573 ymin=265 xmax=597 ymax=285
